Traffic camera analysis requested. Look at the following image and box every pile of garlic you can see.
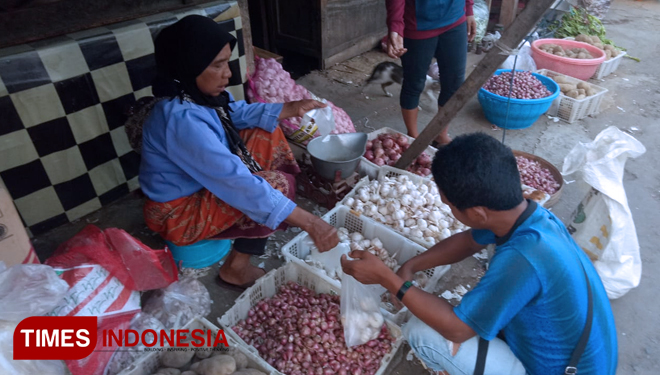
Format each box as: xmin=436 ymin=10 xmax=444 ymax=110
xmin=343 ymin=175 xmax=469 ymax=244
xmin=304 ymin=227 xmax=398 ymax=279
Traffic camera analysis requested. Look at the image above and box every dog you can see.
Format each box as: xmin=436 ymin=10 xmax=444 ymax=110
xmin=364 ymin=61 xmax=440 ymax=104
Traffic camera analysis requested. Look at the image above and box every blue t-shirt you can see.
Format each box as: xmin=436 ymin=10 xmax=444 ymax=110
xmin=454 ymin=202 xmax=617 ymax=375
xmin=139 ymin=94 xmax=295 ymax=230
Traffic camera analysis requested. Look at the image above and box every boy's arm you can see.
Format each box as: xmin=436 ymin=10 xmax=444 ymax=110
xmin=398 ymin=230 xmax=484 ymax=277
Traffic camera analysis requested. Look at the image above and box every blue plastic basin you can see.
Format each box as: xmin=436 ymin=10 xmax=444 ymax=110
xmin=165 ymin=239 xmax=231 ymax=269
xmin=478 ymin=69 xmax=560 ymax=130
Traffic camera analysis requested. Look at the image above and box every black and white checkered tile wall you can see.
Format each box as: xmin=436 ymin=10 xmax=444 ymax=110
xmin=0 ymin=1 xmax=247 ymax=236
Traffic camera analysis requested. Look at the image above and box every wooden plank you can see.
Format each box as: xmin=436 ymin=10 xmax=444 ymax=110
xmin=237 ymin=0 xmax=255 ymax=75
xmin=500 ymin=0 xmax=520 ymax=27
xmin=393 ymin=0 xmax=556 ymax=170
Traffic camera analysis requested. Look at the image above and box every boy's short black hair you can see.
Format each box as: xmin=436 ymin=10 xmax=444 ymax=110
xmin=431 ymin=133 xmax=523 ymax=211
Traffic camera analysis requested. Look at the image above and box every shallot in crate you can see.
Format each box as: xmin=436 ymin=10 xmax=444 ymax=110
xmin=360 ymin=128 xmax=437 ymax=178
xmin=218 ymin=262 xmax=403 ymax=375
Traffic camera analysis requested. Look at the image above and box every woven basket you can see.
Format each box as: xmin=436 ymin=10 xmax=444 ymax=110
xmin=513 ymin=150 xmax=564 ymax=208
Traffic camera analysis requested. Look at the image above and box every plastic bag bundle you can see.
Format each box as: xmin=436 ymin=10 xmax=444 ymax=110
xmin=473 ymin=0 xmax=490 ymax=44
xmin=143 ymin=277 xmax=212 ymax=329
xmin=340 ymin=274 xmax=385 ymax=347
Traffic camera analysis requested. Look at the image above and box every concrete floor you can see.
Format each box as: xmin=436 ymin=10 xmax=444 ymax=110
xmin=32 ymin=0 xmax=660 ymax=373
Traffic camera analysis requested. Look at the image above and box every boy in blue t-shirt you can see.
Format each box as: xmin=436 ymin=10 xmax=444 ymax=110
xmin=341 ymin=133 xmax=617 ymax=375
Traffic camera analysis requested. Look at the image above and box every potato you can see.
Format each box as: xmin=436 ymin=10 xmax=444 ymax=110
xmin=590 ymin=35 xmax=602 ymax=44
xmin=195 ymin=346 xmax=212 ymax=360
xmin=566 ymin=89 xmax=579 ymax=99
xmin=577 ymin=82 xmax=590 ymax=91
xmin=577 ymin=89 xmax=586 ymax=96
xmin=181 ymin=372 xmax=197 ymax=375
xmin=161 ymin=350 xmax=195 ymax=369
xmin=190 ymin=355 xmax=236 ymax=375
xmin=594 ymin=43 xmax=604 ymax=50
xmin=611 ymin=48 xmax=619 ymax=57
xmin=605 ymin=50 xmax=613 ymax=59
xmin=586 ymin=88 xmax=597 ymax=97
xmin=558 ymin=83 xmax=577 ymax=93
xmin=577 ymin=94 xmax=586 ymax=100
xmin=154 ymin=369 xmax=181 ymax=375
xmin=552 ymin=45 xmax=564 ymax=54
xmin=552 ymin=75 xmax=570 ymax=84
xmin=229 ymin=350 xmax=249 ymax=369
xmin=576 ymin=34 xmax=591 ymax=43
xmin=577 ymin=52 xmax=589 ymax=59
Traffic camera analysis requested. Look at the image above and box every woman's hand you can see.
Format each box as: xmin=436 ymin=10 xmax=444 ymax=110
xmin=341 ymin=250 xmax=396 ymax=285
xmin=305 ymin=217 xmax=339 ymax=252
xmin=467 ymin=16 xmax=477 ymax=42
xmin=284 ymin=207 xmax=339 ymax=252
xmin=279 ymin=99 xmax=327 ymax=120
xmin=387 ymin=31 xmax=408 ymax=59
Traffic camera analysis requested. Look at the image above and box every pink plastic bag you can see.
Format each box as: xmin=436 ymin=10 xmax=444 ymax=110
xmin=247 ymin=56 xmax=356 ymax=145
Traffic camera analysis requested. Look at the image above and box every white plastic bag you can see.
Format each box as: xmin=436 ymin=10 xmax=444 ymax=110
xmin=562 ymin=126 xmax=646 ymax=299
xmin=340 ymin=274 xmax=385 ymax=347
xmin=500 ymin=42 xmax=537 ymax=71
xmin=473 ymin=0 xmax=489 ymax=44
xmin=0 ymin=264 xmax=69 ymax=375
xmin=0 ymin=263 xmax=69 ymax=322
xmin=299 ymin=98 xmax=336 ymax=139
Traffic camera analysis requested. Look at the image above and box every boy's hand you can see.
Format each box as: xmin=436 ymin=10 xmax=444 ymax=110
xmin=341 ymin=250 xmax=393 ymax=285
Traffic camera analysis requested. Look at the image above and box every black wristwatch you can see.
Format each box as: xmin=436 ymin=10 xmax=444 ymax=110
xmin=396 ymin=281 xmax=413 ymax=301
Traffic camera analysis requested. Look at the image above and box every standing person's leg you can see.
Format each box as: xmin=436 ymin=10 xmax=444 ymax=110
xmin=404 ymin=317 xmax=527 ymax=375
xmin=400 ymin=37 xmax=438 ymax=138
xmin=434 ymin=21 xmax=468 ymax=145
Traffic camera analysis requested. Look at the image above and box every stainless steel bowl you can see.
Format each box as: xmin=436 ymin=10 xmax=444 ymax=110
xmin=307 ymin=133 xmax=368 ymax=181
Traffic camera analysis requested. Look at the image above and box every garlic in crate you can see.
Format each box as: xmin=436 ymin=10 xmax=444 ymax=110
xmin=342 ymin=174 xmax=469 ymax=244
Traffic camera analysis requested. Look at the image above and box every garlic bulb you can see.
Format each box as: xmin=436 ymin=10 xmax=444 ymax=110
xmin=393 ymin=210 xmax=406 ymax=221
xmin=345 ymin=197 xmax=355 ymax=208
xmin=371 ymin=238 xmax=383 ymax=249
xmin=378 ymin=206 xmax=389 ymax=216
xmin=350 ymin=232 xmax=364 ymax=242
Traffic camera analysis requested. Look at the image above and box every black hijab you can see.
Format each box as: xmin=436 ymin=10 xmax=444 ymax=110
xmin=153 ymin=15 xmax=237 ymax=108
xmin=152 ymin=15 xmax=262 ymax=173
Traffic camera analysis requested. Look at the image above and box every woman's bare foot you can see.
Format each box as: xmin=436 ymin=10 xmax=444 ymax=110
xmin=218 ymin=250 xmax=265 ymax=286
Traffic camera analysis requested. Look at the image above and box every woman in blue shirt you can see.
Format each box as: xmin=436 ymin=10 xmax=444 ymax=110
xmin=138 ymin=15 xmax=339 ymax=289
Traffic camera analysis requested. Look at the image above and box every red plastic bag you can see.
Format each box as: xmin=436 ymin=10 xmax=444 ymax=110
xmin=46 ymin=225 xmax=178 ymax=291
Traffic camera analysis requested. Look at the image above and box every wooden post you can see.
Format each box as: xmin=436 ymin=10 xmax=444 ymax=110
xmin=500 ymin=0 xmax=520 ymax=28
xmin=393 ymin=0 xmax=555 ymax=171
xmin=237 ymin=0 xmax=255 ymax=75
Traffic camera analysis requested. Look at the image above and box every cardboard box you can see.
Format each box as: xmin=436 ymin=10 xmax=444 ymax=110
xmin=0 ymin=186 xmax=39 ymax=266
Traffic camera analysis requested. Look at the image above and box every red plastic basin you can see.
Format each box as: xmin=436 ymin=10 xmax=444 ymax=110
xmin=531 ymin=39 xmax=606 ymax=81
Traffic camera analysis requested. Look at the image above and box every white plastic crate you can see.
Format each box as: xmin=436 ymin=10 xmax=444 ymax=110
xmin=536 ymin=69 xmax=608 ymax=123
xmin=281 ymin=205 xmax=450 ymax=325
xmin=119 ymin=318 xmax=275 ymax=375
xmin=358 ymin=127 xmax=437 ymax=179
xmin=218 ymin=262 xmax=403 ymax=375
xmin=593 ymin=51 xmax=626 ymax=79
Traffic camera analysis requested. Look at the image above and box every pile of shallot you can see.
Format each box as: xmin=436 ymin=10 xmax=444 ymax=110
xmin=364 ymin=133 xmax=433 ymax=177
xmin=247 ymin=57 xmax=356 ymax=137
xmin=232 ymin=282 xmax=394 ymax=375
xmin=482 ymin=71 xmax=552 ymax=99
xmin=343 ymin=175 xmax=469 ymax=245
xmin=516 ymin=156 xmax=561 ymax=195
xmin=516 ymin=156 xmax=560 ymax=195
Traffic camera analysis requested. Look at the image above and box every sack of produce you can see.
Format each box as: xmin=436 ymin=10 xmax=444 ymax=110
xmin=340 ymin=273 xmax=385 ymax=347
xmin=562 ymin=126 xmax=646 ymax=299
xmin=501 ymin=42 xmax=537 ymax=71
xmin=247 ymin=57 xmax=355 ymax=145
